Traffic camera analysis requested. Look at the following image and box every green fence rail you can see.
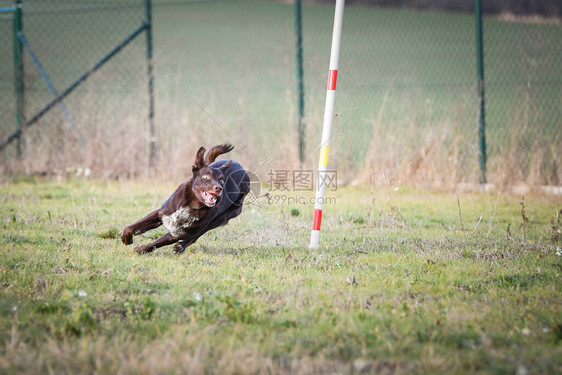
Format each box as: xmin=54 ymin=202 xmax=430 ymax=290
xmin=0 ymin=0 xmax=155 ymax=175
xmin=0 ymin=0 xmax=560 ymax=186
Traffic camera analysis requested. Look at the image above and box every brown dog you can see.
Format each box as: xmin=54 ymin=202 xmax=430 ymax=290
xmin=121 ymin=144 xmax=250 ymax=254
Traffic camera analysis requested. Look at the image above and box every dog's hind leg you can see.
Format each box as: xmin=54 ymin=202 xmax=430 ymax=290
xmin=134 ymin=233 xmax=177 ymax=254
xmin=121 ymin=210 xmax=162 ymax=245
xmin=221 ymin=193 xmax=247 ymax=222
xmin=173 ymin=239 xmax=195 ymax=254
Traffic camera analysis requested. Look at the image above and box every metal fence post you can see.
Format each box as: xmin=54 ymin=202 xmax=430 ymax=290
xmin=13 ymin=0 xmax=24 ymax=155
xmin=475 ymin=0 xmax=487 ymax=184
xmin=145 ymin=0 xmax=157 ymax=168
xmin=294 ymin=0 xmax=305 ymax=166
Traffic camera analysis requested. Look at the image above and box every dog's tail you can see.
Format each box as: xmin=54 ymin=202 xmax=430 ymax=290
xmin=206 ymin=144 xmax=234 ymax=163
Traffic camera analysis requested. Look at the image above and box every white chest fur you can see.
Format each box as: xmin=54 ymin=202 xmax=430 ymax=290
xmin=162 ymin=207 xmax=199 ymax=237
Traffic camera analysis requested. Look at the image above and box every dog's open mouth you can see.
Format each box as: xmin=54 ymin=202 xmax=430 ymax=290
xmin=201 ymin=190 xmax=219 ymax=207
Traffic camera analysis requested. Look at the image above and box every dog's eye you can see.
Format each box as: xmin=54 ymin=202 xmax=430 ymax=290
xmin=202 ymin=175 xmax=209 ymax=181
xmin=220 ymin=179 xmax=224 ymax=184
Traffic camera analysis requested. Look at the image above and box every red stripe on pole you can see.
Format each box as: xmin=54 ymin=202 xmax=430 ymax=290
xmin=327 ymin=69 xmax=338 ymax=91
xmin=312 ymin=209 xmax=323 ymax=230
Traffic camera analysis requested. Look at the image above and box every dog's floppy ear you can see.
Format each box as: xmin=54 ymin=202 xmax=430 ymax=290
xmin=192 ymin=146 xmax=206 ymax=174
xmin=219 ymin=160 xmax=232 ymax=173
xmin=205 ymin=144 xmax=234 ymax=164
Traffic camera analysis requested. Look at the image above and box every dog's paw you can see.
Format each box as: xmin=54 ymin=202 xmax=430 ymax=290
xmin=134 ymin=245 xmax=150 ymax=254
xmin=121 ymin=228 xmax=133 ymax=245
xmin=173 ymin=242 xmax=186 ymax=254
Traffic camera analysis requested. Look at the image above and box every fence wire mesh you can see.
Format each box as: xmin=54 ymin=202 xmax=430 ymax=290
xmin=484 ymin=16 xmax=561 ymax=186
xmin=0 ymin=0 xmax=16 ymax=141
xmin=1 ymin=0 xmax=150 ymax=177
xmin=0 ymin=0 xmax=560 ymax=187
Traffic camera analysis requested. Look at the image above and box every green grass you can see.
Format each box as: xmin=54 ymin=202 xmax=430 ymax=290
xmin=1 ymin=178 xmax=561 ymax=374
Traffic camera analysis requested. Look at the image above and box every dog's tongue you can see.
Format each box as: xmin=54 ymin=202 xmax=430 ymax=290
xmin=202 ymin=191 xmax=217 ymax=207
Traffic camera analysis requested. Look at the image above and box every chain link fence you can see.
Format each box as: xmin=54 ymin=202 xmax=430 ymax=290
xmin=302 ymin=2 xmax=561 ymax=188
xmin=484 ymin=15 xmax=561 ymax=186
xmin=0 ymin=0 xmax=151 ymax=177
xmin=0 ymin=0 xmax=17 ymax=144
xmin=0 ymin=0 xmax=560 ymax=187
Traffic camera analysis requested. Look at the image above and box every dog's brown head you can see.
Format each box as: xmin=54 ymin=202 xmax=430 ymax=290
xmin=191 ymin=145 xmax=233 ymax=207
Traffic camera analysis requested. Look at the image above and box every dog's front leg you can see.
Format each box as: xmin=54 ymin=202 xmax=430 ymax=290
xmin=122 ymin=210 xmax=162 ymax=245
xmin=134 ymin=233 xmax=177 ymax=254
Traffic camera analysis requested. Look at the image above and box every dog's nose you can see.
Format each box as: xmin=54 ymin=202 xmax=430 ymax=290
xmin=213 ymin=185 xmax=222 ymax=194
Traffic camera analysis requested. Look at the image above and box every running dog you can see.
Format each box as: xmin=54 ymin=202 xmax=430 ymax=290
xmin=121 ymin=144 xmax=250 ymax=254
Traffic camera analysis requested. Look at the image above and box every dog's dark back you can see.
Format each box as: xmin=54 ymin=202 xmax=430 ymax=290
xmin=210 ymin=159 xmax=250 ymax=215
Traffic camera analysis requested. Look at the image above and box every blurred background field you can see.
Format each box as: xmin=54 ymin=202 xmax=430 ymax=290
xmin=0 ymin=0 xmax=560 ymax=188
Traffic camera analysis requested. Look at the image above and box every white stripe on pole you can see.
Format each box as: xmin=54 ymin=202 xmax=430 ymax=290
xmin=309 ymin=0 xmax=345 ymax=249
xmin=328 ymin=0 xmax=345 ymax=73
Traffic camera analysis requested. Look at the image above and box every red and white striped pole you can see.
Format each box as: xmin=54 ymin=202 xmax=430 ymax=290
xmin=309 ymin=0 xmax=345 ymax=249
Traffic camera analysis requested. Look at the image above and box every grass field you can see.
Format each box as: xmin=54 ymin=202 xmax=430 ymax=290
xmin=1 ymin=176 xmax=561 ymax=374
